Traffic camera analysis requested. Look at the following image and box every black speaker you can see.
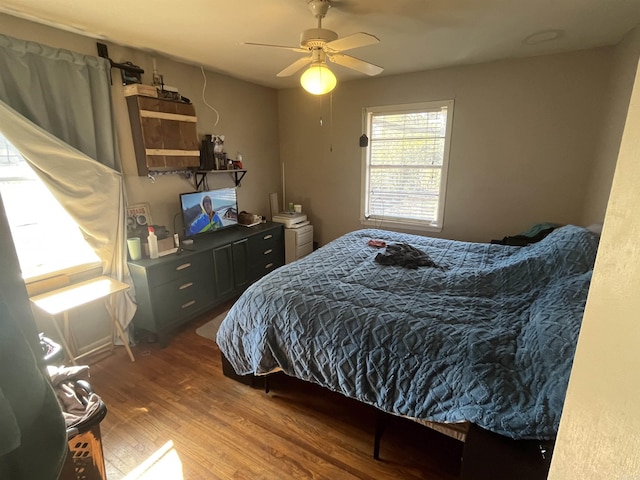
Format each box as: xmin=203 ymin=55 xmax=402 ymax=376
xmin=200 ymin=135 xmax=215 ymax=170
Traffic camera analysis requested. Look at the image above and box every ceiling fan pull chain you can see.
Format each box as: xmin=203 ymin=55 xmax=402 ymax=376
xmin=329 ymin=92 xmax=333 ymax=152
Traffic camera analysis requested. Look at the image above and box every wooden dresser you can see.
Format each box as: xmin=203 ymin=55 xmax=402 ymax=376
xmin=127 ymin=223 xmax=284 ymax=345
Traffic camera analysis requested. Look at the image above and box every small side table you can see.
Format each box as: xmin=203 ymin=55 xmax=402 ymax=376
xmin=30 ymin=276 xmax=135 ymax=365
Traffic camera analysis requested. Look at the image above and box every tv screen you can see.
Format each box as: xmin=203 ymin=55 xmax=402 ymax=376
xmin=180 ymin=187 xmax=238 ymax=237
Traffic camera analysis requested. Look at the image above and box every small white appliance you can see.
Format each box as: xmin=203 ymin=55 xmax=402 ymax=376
xmin=272 ymin=212 xmax=309 ymax=229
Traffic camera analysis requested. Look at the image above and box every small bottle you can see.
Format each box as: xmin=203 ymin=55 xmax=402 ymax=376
xmin=148 ymin=226 xmax=159 ymax=259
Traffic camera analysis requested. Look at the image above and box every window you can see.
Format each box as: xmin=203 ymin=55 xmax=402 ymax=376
xmin=0 ymin=133 xmax=100 ymax=280
xmin=361 ymin=100 xmax=454 ymax=232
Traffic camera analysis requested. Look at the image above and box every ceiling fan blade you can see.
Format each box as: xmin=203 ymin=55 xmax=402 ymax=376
xmin=328 ymin=54 xmax=383 ymax=76
xmin=277 ymin=57 xmax=313 ymax=77
xmin=325 ymin=32 xmax=380 ymax=52
xmin=242 ymin=42 xmax=308 ymax=53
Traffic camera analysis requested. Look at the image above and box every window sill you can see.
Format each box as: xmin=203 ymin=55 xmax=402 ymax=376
xmin=25 ymin=262 xmax=103 ymax=297
xmin=360 ymin=217 xmax=443 ymax=233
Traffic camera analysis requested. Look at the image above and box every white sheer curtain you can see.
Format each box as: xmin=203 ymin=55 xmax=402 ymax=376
xmin=0 ymin=34 xmax=136 ymax=338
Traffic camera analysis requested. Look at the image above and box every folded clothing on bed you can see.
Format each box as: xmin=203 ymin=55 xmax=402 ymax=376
xmin=374 ymin=242 xmax=444 ymax=269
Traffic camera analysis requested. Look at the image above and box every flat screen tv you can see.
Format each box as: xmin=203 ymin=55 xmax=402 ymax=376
xmin=180 ymin=187 xmax=238 ymax=237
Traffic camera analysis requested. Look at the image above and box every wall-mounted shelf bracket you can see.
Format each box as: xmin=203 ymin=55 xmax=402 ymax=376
xmin=194 ymin=169 xmax=247 ymax=190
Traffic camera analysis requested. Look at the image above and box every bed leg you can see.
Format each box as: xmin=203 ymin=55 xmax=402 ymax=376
xmin=265 ymin=375 xmax=270 ymax=394
xmin=373 ymin=411 xmax=387 ymax=460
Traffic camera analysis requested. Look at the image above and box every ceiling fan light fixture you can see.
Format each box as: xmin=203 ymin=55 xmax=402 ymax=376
xmin=300 ymin=62 xmax=337 ymax=95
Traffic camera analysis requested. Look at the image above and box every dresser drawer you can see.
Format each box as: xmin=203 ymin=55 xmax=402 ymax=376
xmin=248 ymin=226 xmax=284 ymax=281
xmin=254 ymin=243 xmax=281 ymax=266
xmin=295 ymin=225 xmax=314 ymax=246
xmin=296 ymin=241 xmax=314 ymax=259
xmin=148 ymin=252 xmax=211 ymax=287
xmin=152 ymin=276 xmax=213 ymax=327
xmin=249 ymin=227 xmax=283 ymax=257
xmin=284 ymin=224 xmax=314 ymax=264
xmin=250 ymin=250 xmax=284 ymax=279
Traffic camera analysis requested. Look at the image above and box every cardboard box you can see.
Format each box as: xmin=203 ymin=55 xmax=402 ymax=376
xmin=124 ymin=84 xmax=158 ymax=98
xmin=143 ymin=237 xmax=175 ymax=257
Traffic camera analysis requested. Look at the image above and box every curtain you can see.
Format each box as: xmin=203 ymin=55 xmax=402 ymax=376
xmin=0 ymin=34 xmax=120 ymax=170
xmin=0 ymin=34 xmax=136 ymax=338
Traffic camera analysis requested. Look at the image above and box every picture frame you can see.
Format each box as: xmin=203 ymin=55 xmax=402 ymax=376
xmin=126 ymin=203 xmax=153 ymax=236
xmin=215 ymin=152 xmax=227 ymax=170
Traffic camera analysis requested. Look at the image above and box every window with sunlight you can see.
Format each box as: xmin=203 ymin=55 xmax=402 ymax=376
xmin=0 ymin=133 xmax=100 ymax=280
xmin=361 ymin=100 xmax=454 ymax=232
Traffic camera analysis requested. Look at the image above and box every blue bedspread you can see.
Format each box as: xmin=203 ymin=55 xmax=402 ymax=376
xmin=217 ymin=225 xmax=598 ymax=440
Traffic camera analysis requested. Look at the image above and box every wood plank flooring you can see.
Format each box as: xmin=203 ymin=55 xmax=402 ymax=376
xmin=87 ymin=302 xmax=463 ymax=480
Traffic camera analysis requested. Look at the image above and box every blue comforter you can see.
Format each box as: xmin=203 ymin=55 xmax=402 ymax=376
xmin=217 ymin=225 xmax=598 ymax=440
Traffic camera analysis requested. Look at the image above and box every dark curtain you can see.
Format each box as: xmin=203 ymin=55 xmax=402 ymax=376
xmin=0 ymin=193 xmax=67 ymax=479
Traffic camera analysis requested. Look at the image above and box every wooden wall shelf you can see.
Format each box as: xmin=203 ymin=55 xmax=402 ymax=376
xmin=126 ymin=95 xmax=200 ymax=176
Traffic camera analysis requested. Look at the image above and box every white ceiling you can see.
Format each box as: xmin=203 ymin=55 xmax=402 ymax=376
xmin=1 ymin=0 xmax=640 ymax=89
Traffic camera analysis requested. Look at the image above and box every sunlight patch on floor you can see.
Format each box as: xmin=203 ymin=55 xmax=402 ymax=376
xmin=123 ymin=440 xmax=183 ymax=480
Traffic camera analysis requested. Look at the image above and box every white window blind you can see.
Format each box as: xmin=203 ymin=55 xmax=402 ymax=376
xmin=0 ymin=133 xmax=99 ymax=280
xmin=362 ymin=100 xmax=454 ymax=231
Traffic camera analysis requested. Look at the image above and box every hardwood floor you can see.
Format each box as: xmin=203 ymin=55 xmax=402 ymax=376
xmin=87 ymin=302 xmax=463 ymax=480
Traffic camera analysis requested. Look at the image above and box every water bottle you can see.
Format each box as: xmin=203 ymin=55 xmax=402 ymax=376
xmin=147 ymin=226 xmax=159 ymax=259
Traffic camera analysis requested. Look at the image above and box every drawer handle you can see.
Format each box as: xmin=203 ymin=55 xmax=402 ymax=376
xmin=263 ymin=234 xmax=273 ymax=240
xmin=181 ymin=300 xmax=196 ymax=309
xmin=265 ymin=263 xmax=274 ymax=269
xmin=179 ymin=282 xmax=193 ymax=290
xmin=264 ymin=249 xmax=273 ymax=255
xmin=176 ymin=263 xmax=192 ymax=271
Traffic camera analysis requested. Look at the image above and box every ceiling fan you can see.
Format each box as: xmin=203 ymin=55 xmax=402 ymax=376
xmin=244 ymin=0 xmax=383 ymax=95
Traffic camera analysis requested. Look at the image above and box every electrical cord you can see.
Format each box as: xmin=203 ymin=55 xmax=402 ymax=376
xmin=200 ymin=66 xmax=220 ymax=129
xmin=173 ymin=212 xmax=182 ymax=237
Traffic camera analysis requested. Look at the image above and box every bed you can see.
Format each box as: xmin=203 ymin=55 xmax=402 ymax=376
xmin=216 ymin=225 xmax=598 ymax=446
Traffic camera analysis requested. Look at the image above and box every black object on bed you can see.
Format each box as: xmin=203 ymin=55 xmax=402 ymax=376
xmin=217 ymin=225 xmax=598 ymax=441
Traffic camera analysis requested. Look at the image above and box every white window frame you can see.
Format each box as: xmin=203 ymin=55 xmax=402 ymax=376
xmin=360 ymin=100 xmax=454 ymax=232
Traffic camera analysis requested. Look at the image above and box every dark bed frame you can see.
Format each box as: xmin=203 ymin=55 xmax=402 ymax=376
xmin=221 ymin=353 xmax=554 ymax=480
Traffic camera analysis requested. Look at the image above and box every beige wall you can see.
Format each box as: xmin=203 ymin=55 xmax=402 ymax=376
xmin=0 ymin=13 xmax=281 ymax=351
xmin=278 ymin=48 xmax=614 ymax=245
xmin=581 ymin=26 xmax=640 ymax=226
xmin=0 ymin=13 xmax=282 ymax=233
xmin=549 ymin=53 xmax=640 ymax=480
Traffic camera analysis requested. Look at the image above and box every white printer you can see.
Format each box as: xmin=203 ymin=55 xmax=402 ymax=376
xmin=271 ymin=212 xmax=310 ymax=229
